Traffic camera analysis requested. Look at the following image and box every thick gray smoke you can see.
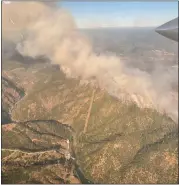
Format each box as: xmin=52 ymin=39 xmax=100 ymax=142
xmin=2 ymin=2 xmax=178 ymax=122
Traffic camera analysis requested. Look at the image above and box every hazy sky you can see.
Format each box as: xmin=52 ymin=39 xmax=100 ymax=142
xmin=60 ymin=2 xmax=178 ymax=28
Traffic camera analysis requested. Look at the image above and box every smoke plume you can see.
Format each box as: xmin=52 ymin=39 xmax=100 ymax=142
xmin=2 ymin=2 xmax=178 ymax=122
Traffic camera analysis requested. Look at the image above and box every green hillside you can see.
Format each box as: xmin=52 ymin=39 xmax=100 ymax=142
xmin=2 ymin=60 xmax=178 ymax=184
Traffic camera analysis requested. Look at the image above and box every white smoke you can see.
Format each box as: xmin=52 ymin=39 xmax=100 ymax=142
xmin=2 ymin=2 xmax=178 ymax=122
xmin=3 ymin=1 xmax=11 ymax=4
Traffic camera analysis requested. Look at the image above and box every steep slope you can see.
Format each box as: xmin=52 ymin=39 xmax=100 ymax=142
xmin=2 ymin=60 xmax=178 ymax=184
xmin=2 ymin=120 xmax=80 ymax=184
xmin=74 ymin=120 xmax=178 ymax=183
xmin=2 ymin=76 xmax=25 ymax=124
